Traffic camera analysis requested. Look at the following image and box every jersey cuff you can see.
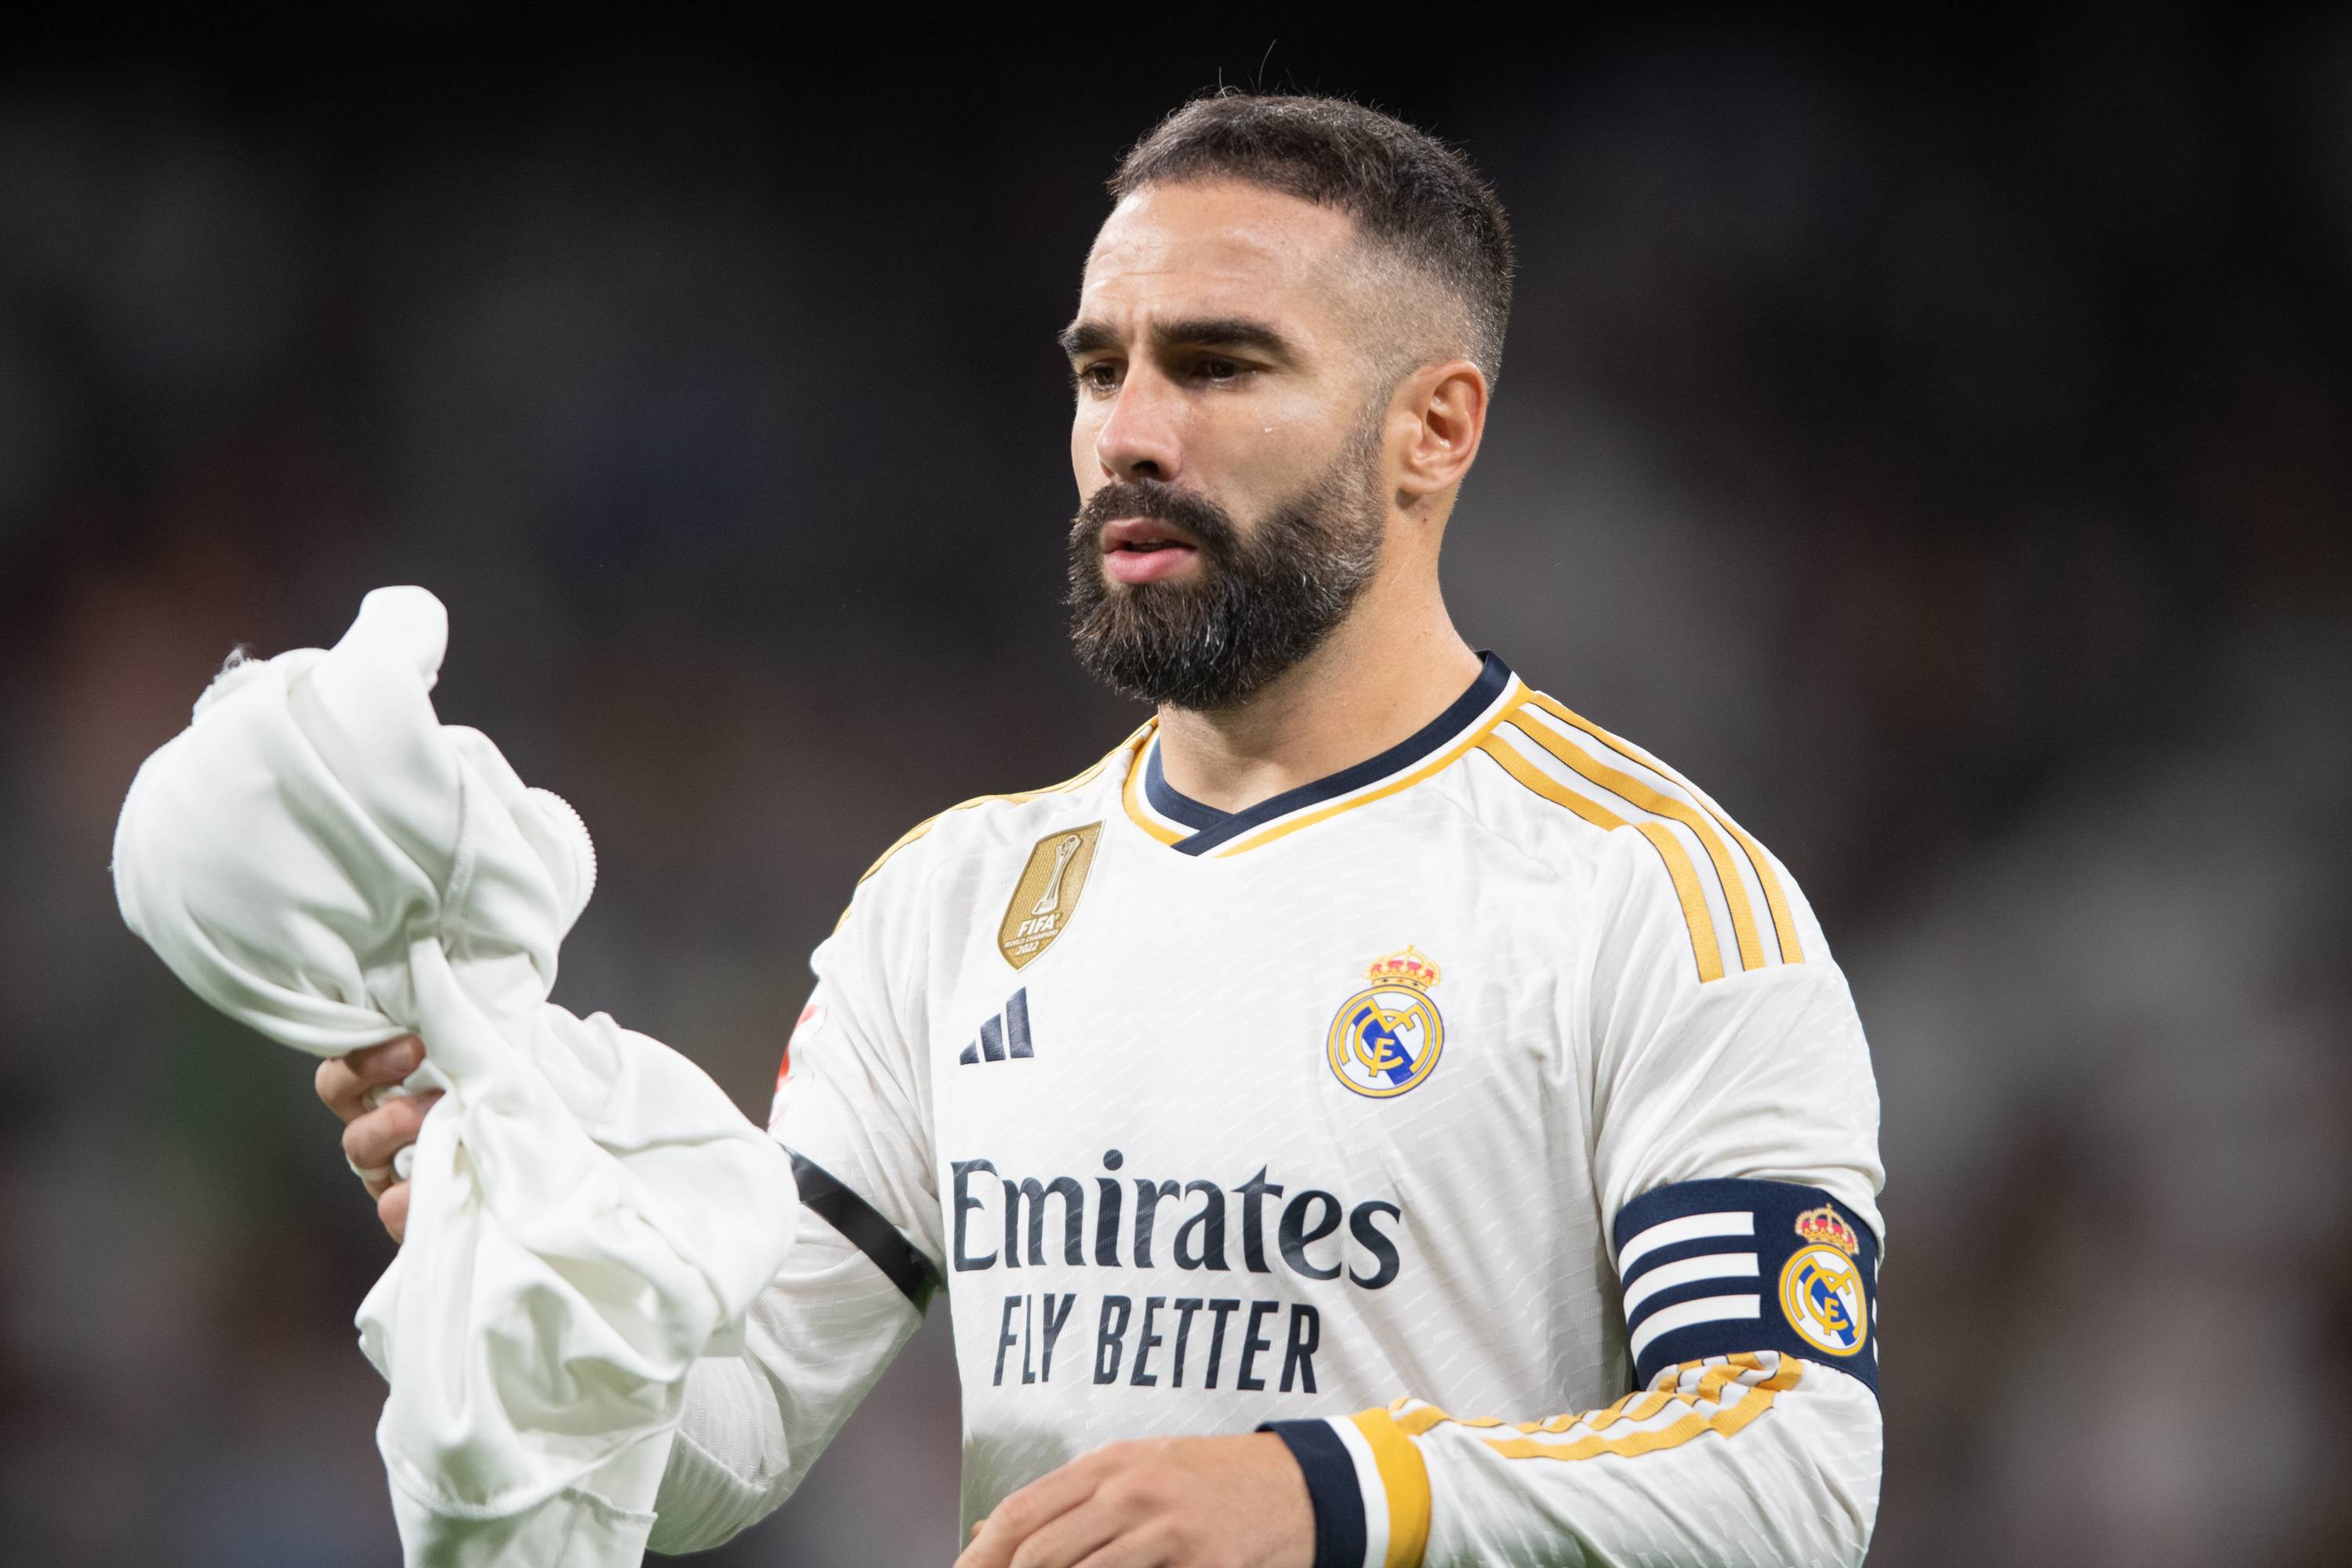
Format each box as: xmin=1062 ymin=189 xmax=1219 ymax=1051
xmin=1613 ymin=1178 xmax=1878 ymax=1398
xmin=1260 ymin=1410 xmax=1429 ymax=1568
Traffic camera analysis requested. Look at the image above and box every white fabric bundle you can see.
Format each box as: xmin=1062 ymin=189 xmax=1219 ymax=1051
xmin=113 ymin=586 xmax=797 ymax=1566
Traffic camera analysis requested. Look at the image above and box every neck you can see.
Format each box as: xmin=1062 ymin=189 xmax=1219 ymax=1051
xmin=1153 ymin=572 xmax=1482 ymax=814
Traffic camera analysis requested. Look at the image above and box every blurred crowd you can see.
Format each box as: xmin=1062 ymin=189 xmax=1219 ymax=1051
xmin=2 ymin=13 xmax=2346 ymax=1566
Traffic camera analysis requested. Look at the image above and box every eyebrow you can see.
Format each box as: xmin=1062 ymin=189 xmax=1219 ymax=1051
xmin=1056 ymin=316 xmax=1298 ymax=361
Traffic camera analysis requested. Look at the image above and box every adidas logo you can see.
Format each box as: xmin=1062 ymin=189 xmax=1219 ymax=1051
xmin=958 ymin=988 xmax=1034 ymax=1065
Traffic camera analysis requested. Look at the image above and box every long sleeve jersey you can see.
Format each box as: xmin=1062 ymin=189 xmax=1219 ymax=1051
xmin=649 ymin=654 xmax=1886 ymax=1566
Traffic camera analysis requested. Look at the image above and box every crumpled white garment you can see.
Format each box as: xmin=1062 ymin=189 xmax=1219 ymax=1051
xmin=112 ymin=586 xmax=798 ymax=1566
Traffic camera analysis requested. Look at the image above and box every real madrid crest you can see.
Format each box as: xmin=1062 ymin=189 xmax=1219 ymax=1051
xmin=1779 ymin=1205 xmax=1869 ymax=1357
xmin=998 ymin=823 xmax=1101 ymax=970
xmin=1326 ymin=946 xmax=1446 ymax=1098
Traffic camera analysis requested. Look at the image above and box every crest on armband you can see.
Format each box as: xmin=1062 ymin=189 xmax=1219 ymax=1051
xmin=1780 ymin=1207 xmax=1867 ymax=1357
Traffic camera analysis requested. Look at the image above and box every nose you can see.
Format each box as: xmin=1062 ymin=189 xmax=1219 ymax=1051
xmin=1093 ymin=371 xmax=1183 ymax=485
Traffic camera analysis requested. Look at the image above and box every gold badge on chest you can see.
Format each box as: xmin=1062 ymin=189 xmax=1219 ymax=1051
xmin=998 ymin=822 xmax=1102 ymax=969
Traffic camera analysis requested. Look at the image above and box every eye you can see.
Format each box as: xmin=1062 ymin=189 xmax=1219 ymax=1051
xmin=1193 ymin=357 xmax=1243 ymax=383
xmin=1073 ymin=361 xmax=1121 ymax=394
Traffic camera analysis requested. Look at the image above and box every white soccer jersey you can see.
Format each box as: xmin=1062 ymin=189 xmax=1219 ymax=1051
xmin=648 ymin=654 xmax=1886 ymax=1567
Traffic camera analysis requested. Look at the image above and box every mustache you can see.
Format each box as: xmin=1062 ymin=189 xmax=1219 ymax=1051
xmin=1071 ymin=479 xmax=1240 ymax=558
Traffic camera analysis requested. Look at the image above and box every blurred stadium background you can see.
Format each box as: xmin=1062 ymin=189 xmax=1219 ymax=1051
xmin=3 ymin=11 xmax=2347 ymax=1565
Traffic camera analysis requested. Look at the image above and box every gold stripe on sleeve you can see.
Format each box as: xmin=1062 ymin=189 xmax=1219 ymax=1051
xmin=1349 ymin=1407 xmax=1433 ymax=1568
xmin=1514 ymin=696 xmax=1766 ymax=972
xmin=1475 ymin=735 xmax=1625 ymax=833
xmin=1715 ymin=815 xmax=1803 ymax=965
xmin=1479 ymin=1392 xmax=1766 ymax=1461
xmin=1524 ymin=692 xmax=1804 ymax=965
xmin=1396 ymin=1403 xmax=1498 ymax=1437
xmin=1477 ymin=731 xmax=1726 ymax=984
xmin=1581 ymin=1388 xmax=1678 ymax=1432
xmin=1628 ymin=822 xmax=1729 ymax=985
xmin=1394 ymin=1354 xmax=1803 ymax=1466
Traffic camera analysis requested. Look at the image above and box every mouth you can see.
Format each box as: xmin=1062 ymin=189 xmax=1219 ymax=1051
xmin=1099 ymin=517 xmax=1202 ymax=586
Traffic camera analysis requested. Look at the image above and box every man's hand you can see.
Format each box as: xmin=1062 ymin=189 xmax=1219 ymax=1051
xmin=314 ymin=1035 xmax=438 ymax=1243
xmin=955 ymin=1432 xmax=1313 ymax=1568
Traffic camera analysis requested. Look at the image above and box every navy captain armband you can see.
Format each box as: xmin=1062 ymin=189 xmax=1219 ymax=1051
xmin=1613 ymin=1178 xmax=1878 ymax=1399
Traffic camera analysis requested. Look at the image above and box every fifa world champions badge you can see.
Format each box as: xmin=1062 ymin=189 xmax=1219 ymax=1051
xmin=1780 ymin=1206 xmax=1869 ymax=1356
xmin=998 ymin=823 xmax=1102 ymax=970
xmin=1327 ymin=946 xmax=1446 ymax=1098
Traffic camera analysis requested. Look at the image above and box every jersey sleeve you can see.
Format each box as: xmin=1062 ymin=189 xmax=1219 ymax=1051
xmin=1265 ymin=826 xmax=1885 ymax=1568
xmin=650 ymin=867 xmax=948 ymax=1553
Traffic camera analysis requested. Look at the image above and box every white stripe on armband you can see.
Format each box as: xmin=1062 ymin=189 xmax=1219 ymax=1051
xmin=1617 ymin=1209 xmax=1755 ymax=1276
xmin=1628 ymin=1293 xmax=1762 ymax=1365
xmin=1621 ymin=1250 xmax=1760 ymax=1318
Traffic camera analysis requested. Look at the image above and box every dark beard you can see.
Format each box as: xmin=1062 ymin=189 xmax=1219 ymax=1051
xmin=1065 ymin=428 xmax=1386 ymax=710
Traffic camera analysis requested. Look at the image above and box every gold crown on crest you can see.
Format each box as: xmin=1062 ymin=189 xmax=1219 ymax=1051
xmin=1367 ymin=946 xmax=1442 ymax=991
xmin=1794 ymin=1206 xmax=1860 ymax=1257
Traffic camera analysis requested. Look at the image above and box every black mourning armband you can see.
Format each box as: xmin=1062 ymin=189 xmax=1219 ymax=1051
xmin=1613 ymin=1178 xmax=1878 ymax=1399
xmin=785 ymin=1146 xmax=942 ymax=1312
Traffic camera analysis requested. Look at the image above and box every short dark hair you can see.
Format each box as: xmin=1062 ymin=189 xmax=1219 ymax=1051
xmin=1109 ymin=93 xmax=1515 ymax=383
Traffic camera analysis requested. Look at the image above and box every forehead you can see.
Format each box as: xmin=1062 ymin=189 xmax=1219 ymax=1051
xmin=1078 ymin=180 xmax=1361 ymax=336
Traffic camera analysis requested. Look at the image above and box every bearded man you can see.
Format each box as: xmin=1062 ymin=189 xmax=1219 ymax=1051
xmin=321 ymin=93 xmax=1886 ymax=1568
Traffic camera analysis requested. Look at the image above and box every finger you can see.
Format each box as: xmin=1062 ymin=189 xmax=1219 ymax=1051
xmin=1065 ymin=1529 xmax=1174 ymax=1568
xmin=343 ymin=1092 xmax=441 ymax=1176
xmin=315 ymin=1058 xmax=368 ymax=1121
xmin=999 ymin=1498 xmax=1124 ymax=1568
xmin=355 ymin=1036 xmax=424 ymax=1084
xmin=378 ymin=1180 xmax=410 ymax=1243
xmin=316 ymin=1036 xmax=423 ymax=1120
xmin=956 ymin=1461 xmax=1105 ymax=1568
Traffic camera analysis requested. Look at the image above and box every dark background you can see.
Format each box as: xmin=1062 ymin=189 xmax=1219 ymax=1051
xmin=3 ymin=9 xmax=2347 ymax=1565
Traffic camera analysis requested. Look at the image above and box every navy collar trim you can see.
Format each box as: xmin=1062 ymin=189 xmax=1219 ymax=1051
xmin=1143 ymin=652 xmax=1514 ymax=857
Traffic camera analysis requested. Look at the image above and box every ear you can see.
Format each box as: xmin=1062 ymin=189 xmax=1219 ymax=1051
xmin=1391 ymin=358 xmax=1490 ymax=509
